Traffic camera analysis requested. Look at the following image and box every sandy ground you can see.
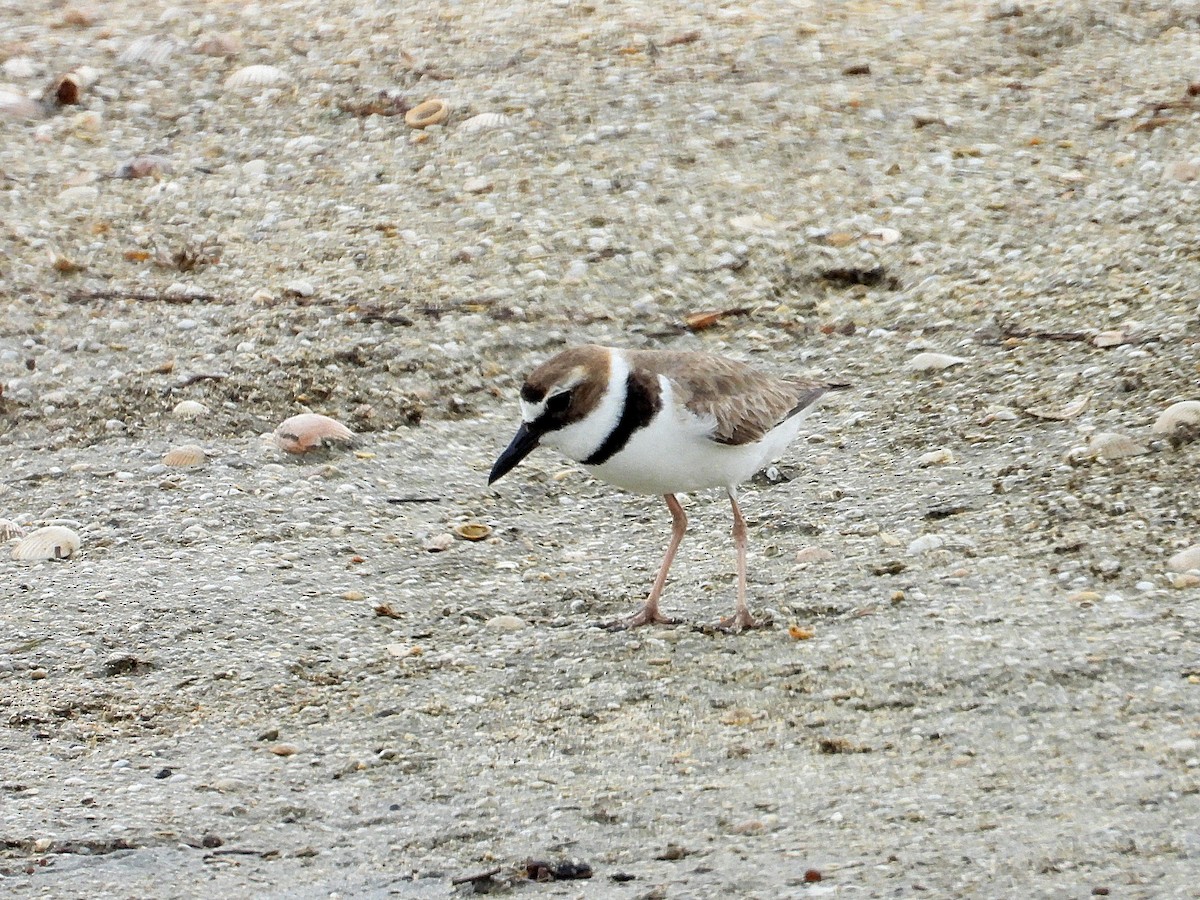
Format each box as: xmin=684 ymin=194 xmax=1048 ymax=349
xmin=2 ymin=0 xmax=1200 ymax=897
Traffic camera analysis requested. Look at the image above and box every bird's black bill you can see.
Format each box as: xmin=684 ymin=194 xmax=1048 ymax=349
xmin=488 ymin=423 xmax=540 ymax=485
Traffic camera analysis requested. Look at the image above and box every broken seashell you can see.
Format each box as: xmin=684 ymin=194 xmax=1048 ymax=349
xmin=194 ymin=32 xmax=243 ymax=57
xmin=115 ymin=154 xmax=172 ymax=179
xmin=3 ymin=56 xmax=37 ymax=78
xmin=0 ymin=90 xmax=45 ymax=121
xmin=977 ymin=407 xmax=1019 ymax=426
xmin=1025 ymin=394 xmax=1090 ymax=421
xmin=864 ymin=227 xmax=902 ymax=245
xmin=794 ymin=546 xmax=834 ymax=564
xmin=453 ymin=523 xmax=492 ymax=542
xmin=1151 ymin=400 xmax=1200 ymax=434
xmin=1087 ymin=431 xmax=1148 ymax=460
xmin=906 ymin=534 xmax=945 ymax=556
xmin=163 ymin=444 xmax=206 ymax=467
xmin=172 ymin=399 xmax=208 ymax=419
xmin=1092 ymin=330 xmax=1128 ymax=348
xmin=12 ymin=525 xmax=81 ymax=561
xmin=457 ymin=112 xmax=512 ymax=133
xmin=0 ymin=518 xmax=26 ymax=541
xmin=908 ymin=352 xmax=965 ymax=373
xmin=224 ymin=64 xmax=288 ymax=90
xmin=46 ymin=73 xmax=84 ymax=106
xmin=272 ymin=413 xmax=354 ymax=454
xmin=1167 ymin=545 xmax=1200 ymax=573
xmin=1064 ymin=445 xmax=1094 ymax=466
xmin=422 ymin=533 xmax=454 ymax=553
xmin=119 ymin=35 xmax=179 ymax=66
xmin=404 ymin=98 xmax=449 ymax=129
xmin=916 ymin=448 xmax=955 ymax=467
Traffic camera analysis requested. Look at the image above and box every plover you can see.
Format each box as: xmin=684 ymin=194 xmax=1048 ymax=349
xmin=489 ymin=345 xmax=841 ymax=632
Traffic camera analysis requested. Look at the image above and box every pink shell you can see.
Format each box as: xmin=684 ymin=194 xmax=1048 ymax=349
xmin=273 ymin=413 xmax=354 ymax=454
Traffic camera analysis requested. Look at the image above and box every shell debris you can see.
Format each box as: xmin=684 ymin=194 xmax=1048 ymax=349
xmin=405 ymin=98 xmax=449 ymax=129
xmin=118 ymin=35 xmax=179 ymax=66
xmin=908 ymin=352 xmax=966 ymax=373
xmin=453 ymin=523 xmax=492 ymax=542
xmin=916 ymin=448 xmax=955 ymax=467
xmin=1152 ymin=400 xmax=1200 ymax=435
xmin=1087 ymin=431 xmax=1148 ymax=461
xmin=163 ymin=444 xmax=207 ymax=467
xmin=0 ymin=518 xmax=26 ymax=541
xmin=1167 ymin=545 xmax=1200 ymax=574
xmin=172 ymin=399 xmax=209 ymax=419
xmin=194 ymin=33 xmax=243 ymax=57
xmin=272 ymin=413 xmax=354 ymax=454
xmin=0 ymin=90 xmax=45 ymax=121
xmin=1025 ymin=394 xmax=1090 ymax=421
xmin=12 ymin=525 xmax=81 ymax=562
xmin=458 ymin=112 xmax=512 ymax=133
xmin=794 ymin=546 xmax=834 ymax=564
xmin=115 ymin=155 xmax=172 ymax=179
xmin=224 ymin=65 xmax=288 ymax=91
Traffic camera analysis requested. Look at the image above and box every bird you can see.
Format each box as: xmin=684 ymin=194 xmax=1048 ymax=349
xmin=488 ymin=344 xmax=842 ymax=632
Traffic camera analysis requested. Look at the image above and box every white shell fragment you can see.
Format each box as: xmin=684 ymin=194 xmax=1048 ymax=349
xmin=0 ymin=518 xmax=26 ymax=541
xmin=458 ymin=112 xmax=513 ymax=133
xmin=119 ymin=35 xmax=179 ymax=66
xmin=864 ymin=227 xmax=902 ymax=245
xmin=194 ymin=33 xmax=243 ymax=58
xmin=1087 ymin=431 xmax=1148 ymax=461
xmin=163 ymin=444 xmax=207 ymax=467
xmin=172 ymin=399 xmax=209 ymax=419
xmin=794 ymin=546 xmax=835 ymax=564
xmin=115 ymin=154 xmax=172 ymax=179
xmin=422 ymin=533 xmax=454 ymax=553
xmin=12 ymin=525 xmax=81 ymax=562
xmin=916 ymin=448 xmax=955 ymax=467
xmin=906 ymin=534 xmax=945 ymax=556
xmin=0 ymin=90 xmax=45 ymax=120
xmin=908 ymin=352 xmax=966 ymax=373
xmin=484 ymin=614 xmax=528 ymax=632
xmin=1026 ymin=394 xmax=1090 ymax=421
xmin=1092 ymin=330 xmax=1128 ymax=348
xmin=1152 ymin=400 xmax=1200 ymax=435
xmin=272 ymin=413 xmax=354 ymax=454
xmin=1166 ymin=545 xmax=1200 ymax=574
xmin=224 ymin=64 xmax=288 ymax=90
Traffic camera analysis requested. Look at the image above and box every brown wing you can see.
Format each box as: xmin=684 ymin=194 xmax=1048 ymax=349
xmin=628 ymin=350 xmax=834 ymax=446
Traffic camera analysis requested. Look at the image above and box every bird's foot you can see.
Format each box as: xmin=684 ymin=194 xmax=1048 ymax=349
xmin=603 ymin=604 xmax=680 ymax=632
xmin=713 ymin=609 xmax=770 ymax=634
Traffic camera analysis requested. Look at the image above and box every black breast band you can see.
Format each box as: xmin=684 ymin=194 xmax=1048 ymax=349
xmin=582 ymin=371 xmax=659 ymax=466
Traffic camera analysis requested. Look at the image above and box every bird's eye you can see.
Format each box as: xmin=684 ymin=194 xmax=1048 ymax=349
xmin=546 ymin=391 xmax=572 ymax=415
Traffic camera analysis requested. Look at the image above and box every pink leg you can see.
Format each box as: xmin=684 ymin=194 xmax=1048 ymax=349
xmin=609 ymin=494 xmax=686 ymax=630
xmin=717 ymin=488 xmax=762 ymax=632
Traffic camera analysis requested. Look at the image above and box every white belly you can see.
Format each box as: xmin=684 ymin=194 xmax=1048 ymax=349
xmin=584 ymin=400 xmax=812 ymax=495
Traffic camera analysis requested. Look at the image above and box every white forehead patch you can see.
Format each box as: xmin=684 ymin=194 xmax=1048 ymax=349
xmin=519 ymin=397 xmax=544 ymax=423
